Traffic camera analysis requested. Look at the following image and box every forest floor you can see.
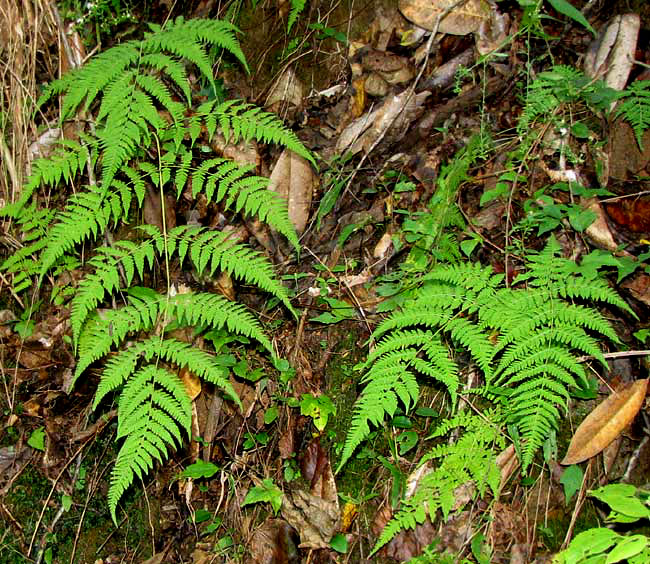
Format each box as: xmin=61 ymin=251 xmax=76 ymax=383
xmin=1 ymin=0 xmax=650 ymax=563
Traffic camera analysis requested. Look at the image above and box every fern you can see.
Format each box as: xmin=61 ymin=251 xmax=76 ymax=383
xmin=615 ymin=80 xmax=650 ymax=150
xmin=372 ymin=412 xmax=504 ymax=554
xmin=0 ymin=205 xmax=54 ymax=292
xmin=287 ymin=0 xmax=306 ymax=32
xmin=341 ymin=238 xmax=627 ymax=474
xmin=0 ymin=17 xmax=313 ymax=523
xmin=70 ymin=224 xmax=294 ymax=347
xmin=109 ymin=365 xmax=192 ymax=522
xmin=74 ymin=286 xmax=269 ymax=519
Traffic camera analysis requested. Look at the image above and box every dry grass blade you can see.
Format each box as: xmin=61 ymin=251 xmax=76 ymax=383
xmin=562 ymin=379 xmax=649 ymax=465
xmin=0 ymin=0 xmax=56 ymax=207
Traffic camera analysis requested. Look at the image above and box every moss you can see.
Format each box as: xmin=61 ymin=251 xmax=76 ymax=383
xmin=0 ymin=427 xmax=160 ymax=563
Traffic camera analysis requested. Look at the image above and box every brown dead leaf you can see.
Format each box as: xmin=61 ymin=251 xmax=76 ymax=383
xmin=584 ymin=14 xmax=640 ymax=98
xmin=143 ymin=186 xmax=176 ymax=232
xmin=210 ymin=131 xmax=260 ymax=168
xmin=249 ymin=518 xmax=299 ymax=564
xmin=215 ymin=271 xmax=235 ymax=301
xmin=583 ymin=197 xmax=618 ymax=251
xmin=622 ymin=273 xmax=650 ymax=307
xmin=605 ymin=196 xmax=650 ymax=232
xmin=399 ymin=0 xmax=490 ymax=35
xmin=266 ymin=67 xmax=304 ymax=111
xmin=562 ymin=379 xmax=649 ymax=465
xmin=607 ymin=120 xmax=650 ymax=180
xmin=180 ymin=367 xmax=202 ymax=401
xmin=300 ymin=439 xmax=338 ymax=503
xmin=336 ymin=89 xmax=430 ymax=156
xmin=268 ymin=149 xmax=317 ymax=234
xmin=281 ymin=488 xmax=339 ymax=549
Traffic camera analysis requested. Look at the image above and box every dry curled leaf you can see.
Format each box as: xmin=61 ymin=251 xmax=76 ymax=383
xmin=584 ymin=14 xmax=640 ymax=92
xmin=399 ymin=0 xmax=490 ymax=35
xmin=562 ymin=379 xmax=649 ymax=465
xmin=268 ymin=149 xmax=317 ymax=234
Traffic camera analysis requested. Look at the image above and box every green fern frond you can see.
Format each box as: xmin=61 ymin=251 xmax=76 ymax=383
xmin=70 ymin=238 xmax=157 ymax=345
xmin=75 ymin=296 xmax=159 ymax=379
xmin=165 ymin=292 xmax=272 ymax=352
xmin=198 ymin=99 xmax=315 ymax=165
xmin=616 ymin=80 xmax=650 ymax=150
xmin=38 ymin=182 xmax=133 ymax=277
xmin=0 ymin=205 xmax=54 ymax=293
xmin=556 ymin=276 xmax=634 ymax=317
xmin=0 ymin=140 xmax=91 ymax=218
xmin=343 ymin=243 xmax=627 ymax=476
xmin=75 ymin=288 xmax=271 ymax=387
xmin=143 ymin=18 xmax=248 ymax=77
xmin=109 ymin=365 xmax=191 ymax=523
xmin=287 ymin=0 xmax=306 ymax=32
xmin=188 ymin=157 xmax=299 ymax=248
xmin=372 ymin=413 xmax=503 ymax=554
xmin=518 ymin=66 xmax=585 ymax=134
xmin=338 ymin=328 xmax=459 ymax=471
xmin=139 ymin=53 xmax=191 ymax=103
xmin=371 ymin=307 xmax=454 ymax=341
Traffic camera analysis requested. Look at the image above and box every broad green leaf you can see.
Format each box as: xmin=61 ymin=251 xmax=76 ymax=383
xmin=547 ymin=0 xmax=595 ymax=35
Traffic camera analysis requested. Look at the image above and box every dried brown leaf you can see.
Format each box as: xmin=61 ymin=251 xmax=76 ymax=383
xmin=562 ymin=379 xmax=649 ymax=465
xmin=180 ymin=367 xmax=202 ymax=401
xmin=399 ymin=0 xmax=490 ymax=35
xmin=268 ymin=149 xmax=316 ymax=234
xmin=249 ymin=519 xmax=299 ymax=564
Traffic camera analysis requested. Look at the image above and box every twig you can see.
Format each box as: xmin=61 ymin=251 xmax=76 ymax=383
xmin=562 ymin=459 xmax=594 ymax=549
xmin=577 ymin=349 xmax=650 ymax=363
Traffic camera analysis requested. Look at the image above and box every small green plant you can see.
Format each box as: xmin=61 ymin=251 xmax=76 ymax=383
xmin=615 ymin=80 xmax=650 ymax=149
xmin=300 ymin=393 xmax=336 ymax=432
xmin=242 ymin=478 xmax=284 ymax=515
xmin=61 ymin=0 xmax=137 ymax=46
xmin=554 ymin=484 xmax=650 ymax=563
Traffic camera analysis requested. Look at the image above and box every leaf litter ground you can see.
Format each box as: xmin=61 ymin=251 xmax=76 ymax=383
xmin=1 ymin=0 xmax=650 ymax=562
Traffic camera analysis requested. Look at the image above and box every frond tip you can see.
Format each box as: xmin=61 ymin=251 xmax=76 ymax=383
xmin=109 ymin=365 xmax=191 ymax=523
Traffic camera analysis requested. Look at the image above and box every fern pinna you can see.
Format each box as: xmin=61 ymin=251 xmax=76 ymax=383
xmin=0 ymin=18 xmax=312 ymax=522
xmin=340 ymin=237 xmax=629 ymax=550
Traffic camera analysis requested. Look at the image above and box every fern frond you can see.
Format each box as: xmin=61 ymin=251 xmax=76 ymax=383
xmin=371 ymin=307 xmax=454 ymax=341
xmin=165 ymin=292 xmax=272 ymax=352
xmin=75 ymin=296 xmax=160 ymax=380
xmin=38 ymin=182 xmax=133 ymax=277
xmin=189 ymin=157 xmax=299 ymax=248
xmin=70 ymin=238 xmax=157 ymax=345
xmin=372 ymin=413 xmax=503 ymax=554
xmin=616 ymin=80 xmax=650 ymax=149
xmin=338 ymin=350 xmax=420 ymax=472
xmin=108 ymin=365 xmax=191 ymax=523
xmin=518 ymin=66 xmax=584 ymax=134
xmin=39 ymin=185 xmax=107 ymax=277
xmin=198 ymin=99 xmax=315 ymax=165
xmin=139 ymin=53 xmax=191 ymax=103
xmin=143 ymin=18 xmax=249 ymax=78
xmin=339 ymin=327 xmax=461 ymax=470
xmin=92 ymin=333 xmax=239 ymax=410
xmin=287 ymin=0 xmax=306 ymax=32
xmin=0 ymin=140 xmax=91 ymax=218
xmin=185 ymin=228 xmax=294 ymax=312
